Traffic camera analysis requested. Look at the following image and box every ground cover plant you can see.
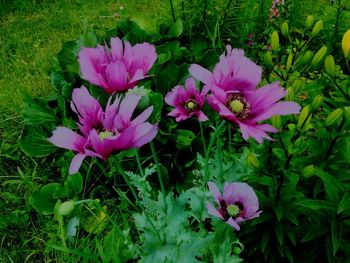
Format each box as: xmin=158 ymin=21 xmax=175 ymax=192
xmin=1 ymin=0 xmax=350 ymax=262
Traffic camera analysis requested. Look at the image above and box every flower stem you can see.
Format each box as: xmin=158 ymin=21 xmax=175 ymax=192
xmin=199 ymin=121 xmax=207 ymax=156
xmin=150 ymin=141 xmax=167 ymax=211
xmin=135 ymin=150 xmax=145 ymax=177
xmin=228 ymin=124 xmax=232 ymax=154
xmin=169 ymin=0 xmax=176 ymax=22
xmin=203 ymin=120 xmax=226 ymax=186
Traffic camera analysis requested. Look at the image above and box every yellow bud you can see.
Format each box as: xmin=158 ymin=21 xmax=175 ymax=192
xmin=286 ymin=53 xmax=293 ymax=72
xmin=342 ymin=29 xmax=350 ymax=59
xmin=271 ymin=115 xmax=282 ymax=129
xmin=310 ymin=46 xmax=328 ymax=70
xmin=301 ymin=51 xmax=313 ymax=66
xmin=305 ymin=15 xmax=314 ymax=28
xmin=247 ymin=152 xmax=261 ymax=170
xmin=311 ymin=20 xmax=323 ymax=37
xmin=263 ymin=52 xmax=273 ymax=68
xmin=325 ymin=108 xmax=343 ymax=127
xmin=59 ymin=200 xmax=75 ymax=216
xmin=324 ymin=55 xmax=336 ymax=77
xmin=271 ymin=31 xmax=280 ymax=52
xmin=311 ymin=95 xmax=323 ymax=112
xmin=281 ymin=22 xmax=289 ymax=38
xmin=302 ymin=165 xmax=315 ymax=178
xmin=291 ymin=79 xmax=305 ymax=93
xmin=298 ymin=105 xmax=311 ymax=128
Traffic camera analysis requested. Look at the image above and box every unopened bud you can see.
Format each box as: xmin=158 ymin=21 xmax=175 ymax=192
xmin=58 ymin=200 xmax=75 ymax=216
xmin=302 ymin=165 xmax=315 ymax=178
xmin=301 ymin=51 xmax=313 ymax=66
xmin=247 ymin=152 xmax=261 ymax=170
xmin=311 ymin=95 xmax=323 ymax=111
xmin=271 ymin=31 xmax=280 ymax=52
xmin=286 ymin=53 xmax=293 ymax=72
xmin=325 ymin=108 xmax=343 ymax=127
xmin=286 ymin=87 xmax=294 ymax=101
xmin=281 ymin=22 xmax=289 ymax=38
xmin=271 ymin=115 xmax=282 ymax=129
xmin=311 ymin=20 xmax=323 ymax=37
xmin=305 ymin=15 xmax=314 ymax=28
xmin=342 ymin=29 xmax=350 ymax=59
xmin=291 ymin=79 xmax=305 ymax=93
xmin=310 ymin=46 xmax=327 ymax=70
xmin=324 ymin=55 xmax=336 ymax=77
xmin=263 ymin=52 xmax=273 ymax=68
xmin=298 ymin=105 xmax=311 ymax=128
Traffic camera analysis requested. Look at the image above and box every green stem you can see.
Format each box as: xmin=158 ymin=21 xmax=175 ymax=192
xmin=204 ymin=120 xmax=226 ymax=186
xmin=228 ymin=124 xmax=232 ymax=154
xmin=199 ymin=121 xmax=207 ymax=156
xmin=135 ymin=150 xmax=145 ymax=177
xmin=169 ymin=0 xmax=176 ymax=22
xmin=150 ymin=141 xmax=167 ymax=211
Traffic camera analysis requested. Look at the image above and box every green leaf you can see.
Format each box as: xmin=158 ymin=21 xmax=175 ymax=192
xmin=331 ymin=219 xmax=342 ymax=256
xmin=338 ymin=193 xmax=350 ymax=214
xmin=23 ymin=96 xmax=56 ymax=126
xmin=167 ymin=20 xmax=183 ymax=38
xmin=272 ymin=148 xmax=286 ymax=160
xmin=174 ymin=129 xmax=195 ymax=149
xmin=19 ymin=127 xmax=56 ymax=157
xmin=275 ymin=222 xmax=284 ymax=246
xmin=29 ymin=183 xmax=60 ymax=215
xmin=66 ymin=173 xmax=83 ymax=195
xmin=148 ymin=92 xmax=163 ymax=122
xmin=297 ymin=199 xmax=336 ymax=211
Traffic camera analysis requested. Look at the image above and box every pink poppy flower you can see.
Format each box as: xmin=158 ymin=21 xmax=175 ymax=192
xmin=78 ymin=37 xmax=157 ymax=94
xmin=165 ymin=77 xmax=209 ymax=122
xmin=189 ymin=46 xmax=300 ymax=143
xmin=207 ymin=182 xmax=261 ymax=231
xmin=49 ymin=86 xmax=158 ymax=174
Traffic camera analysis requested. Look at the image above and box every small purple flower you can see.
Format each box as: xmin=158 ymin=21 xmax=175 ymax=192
xmin=49 ymin=86 xmax=158 ymax=174
xmin=78 ymin=37 xmax=157 ymax=94
xmin=207 ymin=182 xmax=261 ymax=231
xmin=247 ymin=40 xmax=254 ymax=46
xmin=165 ymin=77 xmax=209 ymax=122
xmin=189 ymin=45 xmax=300 ymax=143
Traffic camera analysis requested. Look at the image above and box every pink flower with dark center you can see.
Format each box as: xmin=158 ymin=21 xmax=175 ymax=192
xmin=78 ymin=37 xmax=157 ymax=94
xmin=207 ymin=182 xmax=261 ymax=231
xmin=189 ymin=45 xmax=300 ymax=143
xmin=165 ymin=78 xmax=209 ymax=122
xmin=49 ymin=86 xmax=158 ymax=174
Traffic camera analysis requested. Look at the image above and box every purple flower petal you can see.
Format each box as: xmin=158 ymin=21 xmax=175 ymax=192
xmin=48 ymin=127 xmax=86 ymax=152
xmin=69 ymin=153 xmax=86 ymax=175
xmin=189 ymin=64 xmax=213 ymax=85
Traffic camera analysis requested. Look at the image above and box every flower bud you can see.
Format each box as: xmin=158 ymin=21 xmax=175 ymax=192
xmin=286 ymin=53 xmax=293 ymax=71
xmin=271 ymin=115 xmax=282 ymax=129
xmin=58 ymin=200 xmax=75 ymax=216
xmin=342 ymin=29 xmax=350 ymax=59
xmin=271 ymin=31 xmax=280 ymax=52
xmin=263 ymin=52 xmax=273 ymax=68
xmin=302 ymin=165 xmax=315 ymax=178
xmin=311 ymin=95 xmax=323 ymax=111
xmin=281 ymin=22 xmax=289 ymax=38
xmin=305 ymin=15 xmax=314 ymax=28
xmin=291 ymin=79 xmax=305 ymax=93
xmin=247 ymin=152 xmax=261 ymax=170
xmin=325 ymin=108 xmax=343 ymax=127
xmin=301 ymin=51 xmax=313 ymax=66
xmin=298 ymin=105 xmax=311 ymax=128
xmin=285 ymin=87 xmax=294 ymax=101
xmin=311 ymin=20 xmax=323 ymax=37
xmin=324 ymin=55 xmax=336 ymax=77
xmin=310 ymin=46 xmax=327 ymax=70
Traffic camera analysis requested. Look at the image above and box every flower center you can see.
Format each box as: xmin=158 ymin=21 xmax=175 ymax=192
xmin=99 ymin=130 xmax=114 ymax=140
xmin=185 ymin=100 xmax=196 ymax=111
xmin=227 ymin=204 xmax=240 ymax=217
xmin=227 ymin=94 xmax=250 ymax=119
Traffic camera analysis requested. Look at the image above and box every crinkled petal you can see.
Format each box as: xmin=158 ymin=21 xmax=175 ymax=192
xmin=106 ymin=61 xmax=128 ymax=92
xmin=253 ymin=101 xmax=301 ymax=122
xmin=69 ymin=153 xmax=86 ymax=175
xmin=208 ymin=182 xmax=222 ymax=203
xmin=197 ymin=111 xmax=209 ymax=122
xmin=189 ymin=64 xmax=213 ymax=85
xmin=48 ymin=127 xmax=86 ymax=152
xmin=110 ymin=37 xmax=123 ymax=61
xmin=131 ymin=106 xmax=153 ymax=126
xmin=165 ymin=85 xmax=184 ymax=106
xmin=227 ymin=217 xmax=240 ymax=231
xmin=131 ymin=123 xmax=158 ymax=147
xmin=207 ymin=202 xmax=224 ymax=220
xmin=118 ymin=93 xmax=141 ymax=125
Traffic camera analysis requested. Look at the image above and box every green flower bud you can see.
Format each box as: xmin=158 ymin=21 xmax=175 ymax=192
xmin=301 ymin=51 xmax=313 ymax=66
xmin=286 ymin=53 xmax=293 ymax=72
xmin=305 ymin=15 xmax=314 ymax=28
xmin=325 ymin=108 xmax=343 ymax=127
xmin=342 ymin=29 xmax=350 ymax=59
xmin=311 ymin=20 xmax=323 ymax=37
xmin=298 ymin=105 xmax=311 ymax=128
xmin=302 ymin=165 xmax=315 ymax=178
xmin=281 ymin=22 xmax=289 ymax=38
xmin=271 ymin=115 xmax=282 ymax=129
xmin=311 ymin=95 xmax=323 ymax=111
xmin=286 ymin=87 xmax=294 ymax=101
xmin=291 ymin=79 xmax=305 ymax=93
xmin=247 ymin=152 xmax=261 ymax=170
xmin=271 ymin=31 xmax=280 ymax=52
xmin=310 ymin=46 xmax=327 ymax=70
xmin=263 ymin=52 xmax=273 ymax=68
xmin=58 ymin=200 xmax=75 ymax=216
xmin=324 ymin=55 xmax=336 ymax=77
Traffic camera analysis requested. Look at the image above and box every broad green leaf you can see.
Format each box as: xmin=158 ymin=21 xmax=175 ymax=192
xmin=174 ymin=129 xmax=195 ymax=149
xmin=148 ymin=92 xmax=163 ymax=122
xmin=338 ymin=193 xmax=350 ymax=214
xmin=272 ymin=148 xmax=286 ymax=160
xmin=19 ymin=127 xmax=56 ymax=157
xmin=331 ymin=219 xmax=342 ymax=256
xmin=23 ymin=96 xmax=56 ymax=126
xmin=29 ymin=183 xmax=60 ymax=215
